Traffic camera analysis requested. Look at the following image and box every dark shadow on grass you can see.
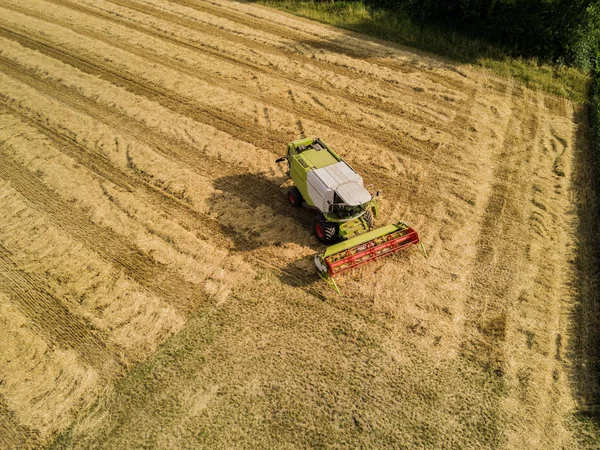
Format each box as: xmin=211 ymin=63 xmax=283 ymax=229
xmin=566 ymin=105 xmax=600 ymax=432
xmin=278 ymin=255 xmax=324 ymax=290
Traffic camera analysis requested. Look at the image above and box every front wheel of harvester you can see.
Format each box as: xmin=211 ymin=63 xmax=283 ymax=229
xmin=288 ymin=186 xmax=303 ymax=207
xmin=314 ymin=216 xmax=337 ymax=244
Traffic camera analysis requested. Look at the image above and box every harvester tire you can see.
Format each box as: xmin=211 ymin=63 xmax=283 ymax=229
xmin=288 ymin=187 xmax=303 ymax=207
xmin=314 ymin=216 xmax=336 ymax=244
xmin=363 ymin=210 xmax=374 ymax=228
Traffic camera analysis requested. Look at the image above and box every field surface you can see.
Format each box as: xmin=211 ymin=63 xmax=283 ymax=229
xmin=0 ymin=0 xmax=598 ymax=448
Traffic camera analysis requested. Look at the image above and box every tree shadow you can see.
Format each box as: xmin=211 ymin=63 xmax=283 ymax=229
xmin=229 ymin=0 xmax=491 ymax=66
xmin=566 ymin=105 xmax=600 ymax=429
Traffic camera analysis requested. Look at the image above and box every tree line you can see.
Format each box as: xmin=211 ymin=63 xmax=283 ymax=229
xmin=360 ymin=0 xmax=600 ymax=68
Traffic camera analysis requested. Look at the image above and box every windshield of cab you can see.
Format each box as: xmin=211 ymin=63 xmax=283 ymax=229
xmin=329 ymin=200 xmax=370 ymax=220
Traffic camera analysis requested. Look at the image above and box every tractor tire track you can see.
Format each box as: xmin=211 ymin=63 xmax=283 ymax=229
xmin=462 ymin=87 xmax=540 ymax=373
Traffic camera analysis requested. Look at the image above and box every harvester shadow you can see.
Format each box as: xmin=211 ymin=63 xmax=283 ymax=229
xmin=278 ymin=258 xmax=323 ymax=290
xmin=209 ymin=173 xmax=326 ymax=289
xmin=566 ymin=106 xmax=600 ymax=428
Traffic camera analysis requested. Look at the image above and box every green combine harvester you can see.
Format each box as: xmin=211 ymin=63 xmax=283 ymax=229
xmin=276 ymin=137 xmax=421 ymax=279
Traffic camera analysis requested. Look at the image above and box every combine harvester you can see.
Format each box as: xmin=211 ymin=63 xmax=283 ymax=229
xmin=276 ymin=137 xmax=424 ymax=290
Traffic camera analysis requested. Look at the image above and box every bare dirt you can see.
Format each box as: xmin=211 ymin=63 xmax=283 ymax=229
xmin=0 ymin=0 xmax=598 ymax=448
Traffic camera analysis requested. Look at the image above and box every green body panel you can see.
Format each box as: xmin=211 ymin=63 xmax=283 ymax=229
xmin=288 ymin=137 xmax=315 ymax=149
xmin=338 ymin=216 xmax=369 ymax=240
xmin=370 ymin=202 xmax=379 ymax=220
xmin=287 ymin=137 xmax=342 ymax=208
xmin=287 ymin=137 xmax=342 ymax=162
xmin=323 ymin=223 xmax=409 ymax=258
xmin=296 ymin=149 xmax=338 ymax=169
xmin=289 ymin=154 xmax=311 ymax=205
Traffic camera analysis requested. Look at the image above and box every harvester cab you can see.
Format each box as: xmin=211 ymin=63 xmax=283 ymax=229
xmin=277 ymin=137 xmax=422 ymax=281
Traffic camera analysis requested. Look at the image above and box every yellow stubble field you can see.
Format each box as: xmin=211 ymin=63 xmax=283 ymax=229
xmin=0 ymin=0 xmax=598 ymax=448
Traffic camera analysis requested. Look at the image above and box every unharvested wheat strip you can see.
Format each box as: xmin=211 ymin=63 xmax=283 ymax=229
xmin=463 ymin=95 xmax=530 ymax=333
xmin=120 ymin=0 xmax=472 ymax=102
xmin=0 ymin=4 xmax=446 ymax=163
xmin=0 ymin=395 xmax=39 ymax=450
xmin=0 ymin=68 xmax=316 ymax=263
xmin=0 ymin=102 xmax=229 ymax=249
xmin=0 ymin=34 xmax=434 ymax=204
xmin=0 ymin=5 xmax=447 ymax=165
xmin=0 ymin=151 xmax=201 ymax=313
xmin=167 ymin=0 xmax=471 ymax=92
xmin=0 ymin=245 xmax=117 ymax=374
xmin=46 ymin=0 xmax=458 ymax=129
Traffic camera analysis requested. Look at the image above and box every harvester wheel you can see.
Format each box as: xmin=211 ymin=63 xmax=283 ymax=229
xmin=314 ymin=216 xmax=336 ymax=244
xmin=288 ymin=186 xmax=303 ymax=207
xmin=363 ymin=210 xmax=374 ymax=228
